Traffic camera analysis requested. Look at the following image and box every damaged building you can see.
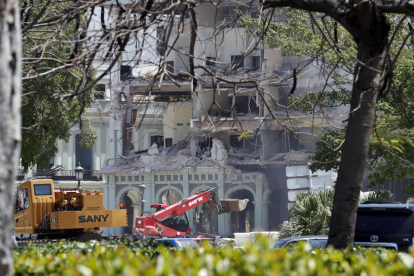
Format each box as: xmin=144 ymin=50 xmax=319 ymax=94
xmin=45 ymin=3 xmax=346 ymax=237
xmin=100 ymin=139 xmax=270 ymax=236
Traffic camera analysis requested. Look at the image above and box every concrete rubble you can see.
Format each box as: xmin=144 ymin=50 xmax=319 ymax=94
xmin=100 ymin=139 xmax=230 ymax=175
xmin=100 ymin=137 xmax=312 ymax=175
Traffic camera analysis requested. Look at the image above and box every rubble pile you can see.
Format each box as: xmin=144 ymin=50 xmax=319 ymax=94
xmin=100 ymin=142 xmax=221 ymax=175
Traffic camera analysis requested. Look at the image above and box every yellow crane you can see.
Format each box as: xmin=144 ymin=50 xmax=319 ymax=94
xmin=15 ymin=179 xmax=127 ymax=242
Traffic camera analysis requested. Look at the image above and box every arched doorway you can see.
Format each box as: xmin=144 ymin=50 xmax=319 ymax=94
xmin=123 ymin=194 xmax=134 ymax=235
xmin=160 ymin=189 xmax=182 ymax=205
xmin=230 ymin=189 xmax=255 ymax=233
xmin=194 ymin=202 xmax=218 ymax=235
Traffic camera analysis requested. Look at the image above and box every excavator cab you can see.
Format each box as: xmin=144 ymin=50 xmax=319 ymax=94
xmin=160 ymin=213 xmax=189 ymax=233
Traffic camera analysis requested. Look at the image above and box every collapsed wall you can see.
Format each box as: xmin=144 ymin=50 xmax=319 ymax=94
xmin=100 ymin=138 xmax=271 ymax=235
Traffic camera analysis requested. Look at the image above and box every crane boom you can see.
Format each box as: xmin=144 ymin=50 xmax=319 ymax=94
xmin=133 ymin=188 xmax=248 ymax=237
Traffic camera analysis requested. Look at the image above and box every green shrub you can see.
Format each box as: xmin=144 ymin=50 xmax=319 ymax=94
xmin=13 ymin=237 xmax=414 ymax=275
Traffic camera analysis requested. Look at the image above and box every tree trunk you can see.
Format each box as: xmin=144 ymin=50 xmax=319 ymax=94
xmin=327 ymin=6 xmax=390 ymax=248
xmin=0 ymin=0 xmax=21 ymax=274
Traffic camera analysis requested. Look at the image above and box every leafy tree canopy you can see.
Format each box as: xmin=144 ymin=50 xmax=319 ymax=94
xmin=242 ymin=9 xmax=414 ymax=192
xmin=20 ymin=1 xmax=98 ymax=171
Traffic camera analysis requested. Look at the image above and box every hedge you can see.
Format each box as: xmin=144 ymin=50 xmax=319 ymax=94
xmin=13 ymin=237 xmax=414 ymax=275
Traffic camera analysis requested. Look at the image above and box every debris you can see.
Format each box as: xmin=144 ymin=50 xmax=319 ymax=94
xmin=148 ymin=143 xmax=159 ymax=155
xmin=211 ymin=139 xmax=228 ymax=166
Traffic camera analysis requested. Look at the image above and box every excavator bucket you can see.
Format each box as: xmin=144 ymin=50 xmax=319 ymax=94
xmin=207 ymin=189 xmax=249 ymax=214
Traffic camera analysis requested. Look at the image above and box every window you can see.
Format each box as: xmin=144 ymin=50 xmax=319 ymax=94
xmin=34 ymin=184 xmax=52 ymax=195
xmin=165 ymin=138 xmax=173 ymax=147
xmin=16 ymin=188 xmax=29 ymax=213
xmin=252 ymin=56 xmax=260 ymax=70
xmin=231 ymin=55 xmax=244 ymax=70
xmin=151 ymin=135 xmax=164 ymax=148
xmin=230 ymin=135 xmax=243 ymax=148
xmin=166 ymin=61 xmax=174 ymax=74
xmin=177 ymin=123 xmax=183 ymax=126
xmin=176 ymin=239 xmax=199 ymax=249
xmin=156 ymin=26 xmax=166 ymax=56
xmin=120 ymin=65 xmax=131 ymax=81
xmin=206 ymin=57 xmax=216 ymax=66
xmin=310 ymin=239 xmax=328 ymax=249
xmin=95 ymin=84 xmax=105 ymax=99
xmin=355 ymin=210 xmax=412 ymax=235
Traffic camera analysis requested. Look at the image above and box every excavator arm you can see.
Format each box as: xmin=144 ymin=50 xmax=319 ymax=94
xmin=133 ymin=188 xmax=248 ymax=237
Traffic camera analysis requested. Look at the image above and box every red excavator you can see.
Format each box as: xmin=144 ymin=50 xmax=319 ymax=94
xmin=133 ymin=188 xmax=248 ymax=237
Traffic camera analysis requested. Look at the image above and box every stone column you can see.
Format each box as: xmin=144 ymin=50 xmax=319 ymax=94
xmin=56 ymin=139 xmax=63 ymax=166
xmin=94 ymin=129 xmax=101 ymax=170
xmin=144 ymin=183 xmax=155 ymax=211
xmin=108 ymin=181 xmax=118 ymax=236
xmin=217 ymin=168 xmax=226 ymax=235
xmin=102 ymin=181 xmax=109 ymax=235
xmin=68 ymin=133 xmax=74 ymax=170
xmin=254 ymin=177 xmax=263 ymax=231
xmin=262 ymin=201 xmax=269 ymax=230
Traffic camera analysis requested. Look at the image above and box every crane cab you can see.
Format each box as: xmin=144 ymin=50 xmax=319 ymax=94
xmin=15 ymin=179 xmax=55 ymax=235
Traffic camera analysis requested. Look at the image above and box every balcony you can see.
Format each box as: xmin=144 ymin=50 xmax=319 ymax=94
xmin=16 ymin=170 xmax=102 ymax=182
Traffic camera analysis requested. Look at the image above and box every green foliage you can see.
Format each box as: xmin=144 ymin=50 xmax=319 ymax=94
xmin=13 ymin=238 xmax=414 ymax=275
xmin=153 ymin=95 xmax=192 ymax=102
xmin=79 ymin=120 xmax=98 ymax=149
xmin=360 ymin=190 xmax=394 ymax=203
xmin=280 ymin=190 xmax=334 ymax=238
xmin=20 ymin=1 xmax=97 ymax=171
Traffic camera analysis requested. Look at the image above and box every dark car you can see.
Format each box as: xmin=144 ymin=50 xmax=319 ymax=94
xmin=271 ymin=236 xmax=328 ymax=249
xmin=156 ymin=238 xmax=200 ymax=250
xmin=354 ymin=203 xmax=414 ymax=252
xmin=272 ymin=234 xmax=398 ymax=251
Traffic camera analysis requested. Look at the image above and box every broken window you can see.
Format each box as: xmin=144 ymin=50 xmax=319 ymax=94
xmin=166 ymin=61 xmax=174 ymax=74
xmin=230 ymin=135 xmax=243 ymax=149
xmin=156 ymin=26 xmax=166 ymax=56
xmin=233 ymin=96 xmax=259 ymax=115
xmin=16 ymin=188 xmax=29 ymax=213
xmin=95 ymin=84 xmax=105 ymax=99
xmin=206 ymin=57 xmax=216 ymax=68
xmin=151 ymin=136 xmax=164 ymax=148
xmin=120 ymin=65 xmax=131 ymax=81
xmin=252 ymin=56 xmax=260 ymax=70
xmin=231 ymin=55 xmax=244 ymax=71
xmin=165 ymin=138 xmax=173 ymax=147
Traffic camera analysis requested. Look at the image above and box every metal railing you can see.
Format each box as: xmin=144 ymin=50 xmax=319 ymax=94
xmin=32 ymin=170 xmax=102 ymax=181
